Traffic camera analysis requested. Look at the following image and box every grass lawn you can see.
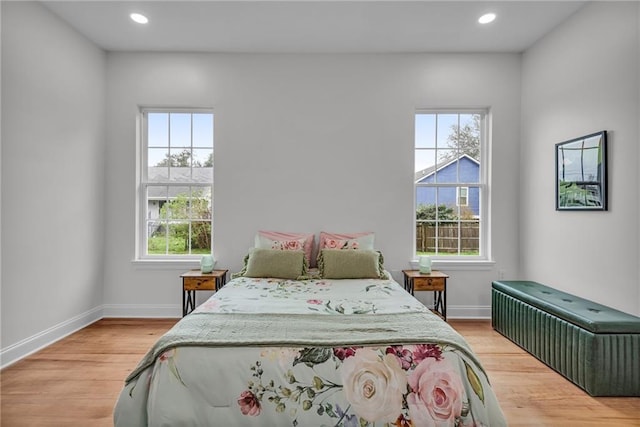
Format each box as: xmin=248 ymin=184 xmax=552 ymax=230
xmin=148 ymin=235 xmax=211 ymax=255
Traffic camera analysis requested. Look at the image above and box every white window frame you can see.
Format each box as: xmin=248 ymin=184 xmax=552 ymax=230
xmin=457 ymin=186 xmax=469 ymax=207
xmin=414 ymin=109 xmax=491 ymax=264
xmin=135 ymin=107 xmax=214 ymax=262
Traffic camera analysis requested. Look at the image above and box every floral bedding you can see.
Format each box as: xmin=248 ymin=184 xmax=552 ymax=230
xmin=114 ymin=276 xmax=506 ymax=426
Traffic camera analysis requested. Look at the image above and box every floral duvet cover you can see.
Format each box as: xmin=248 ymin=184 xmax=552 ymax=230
xmin=114 ymin=276 xmax=506 ymax=426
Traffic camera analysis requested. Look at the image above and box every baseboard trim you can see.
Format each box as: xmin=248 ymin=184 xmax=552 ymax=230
xmin=1 ymin=306 xmax=104 ymax=369
xmin=446 ymin=305 xmax=492 ymax=319
xmin=102 ymin=304 xmax=181 ymax=318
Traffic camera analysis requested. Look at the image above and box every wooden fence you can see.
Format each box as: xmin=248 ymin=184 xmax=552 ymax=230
xmin=416 ymin=221 xmax=479 ymax=253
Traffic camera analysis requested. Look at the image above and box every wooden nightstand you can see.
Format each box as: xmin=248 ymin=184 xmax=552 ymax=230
xmin=181 ymin=269 xmax=228 ymax=316
xmin=402 ymin=269 xmax=449 ymax=320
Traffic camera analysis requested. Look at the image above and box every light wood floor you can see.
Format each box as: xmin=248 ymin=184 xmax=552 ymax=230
xmin=1 ymin=318 xmax=639 ymax=426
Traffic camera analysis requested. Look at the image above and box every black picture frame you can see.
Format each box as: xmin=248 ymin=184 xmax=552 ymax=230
xmin=555 ymin=130 xmax=608 ymax=211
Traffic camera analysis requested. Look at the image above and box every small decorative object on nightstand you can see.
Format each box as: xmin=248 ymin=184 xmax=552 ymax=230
xmin=402 ymin=269 xmax=449 ymax=320
xmin=418 ymin=255 xmax=432 ymax=274
xmin=181 ymin=269 xmax=228 ymax=316
xmin=200 ymin=255 xmax=215 ymax=273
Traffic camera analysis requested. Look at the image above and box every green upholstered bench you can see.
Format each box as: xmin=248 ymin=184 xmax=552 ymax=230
xmin=491 ymin=280 xmax=640 ymax=396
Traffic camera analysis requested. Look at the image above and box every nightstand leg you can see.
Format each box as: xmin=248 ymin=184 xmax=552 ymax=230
xmin=443 ymin=288 xmax=447 ymax=320
xmin=404 ymin=276 xmax=414 ymax=295
xmin=215 ymin=274 xmax=227 ymax=291
xmin=183 ymin=290 xmax=196 ymax=316
xmin=434 ymin=291 xmax=447 ymax=321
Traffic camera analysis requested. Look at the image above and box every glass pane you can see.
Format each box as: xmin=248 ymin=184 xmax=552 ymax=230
xmin=460 ymin=186 xmax=480 ymax=218
xmin=163 ymin=186 xmax=191 ymax=219
xmin=436 ymin=114 xmax=458 ymax=149
xmin=148 ymin=149 xmax=169 ymax=181
xmin=191 ymin=148 xmax=211 ymax=167
xmin=191 ymin=221 xmax=212 ymax=253
xmin=167 ymin=221 xmax=190 ymax=254
xmin=190 ymin=188 xmax=212 ymax=220
xmin=168 ymin=148 xmax=192 ymax=167
xmin=146 ymin=186 xmax=169 ymax=220
xmin=415 ymin=187 xmax=435 ymax=255
xmin=434 ymin=150 xmax=457 ymax=183
xmin=415 ymin=150 xmax=436 ymax=180
xmin=168 ymin=149 xmax=192 ymax=182
xmin=148 ymin=113 xmax=168 ymax=147
xmin=415 ymin=187 xmax=437 ymax=217
xmin=459 ymin=154 xmax=480 ymax=184
xmin=170 ymin=113 xmax=192 ymax=148
xmin=193 ymin=113 xmax=214 ymax=148
xmin=457 ymin=114 xmax=481 ymax=161
xmin=147 ymin=220 xmax=167 ymax=255
xmin=415 ymin=114 xmax=436 ymax=148
xmin=148 ymin=148 xmax=169 ymax=167
xmin=415 ymin=219 xmax=435 ymax=255
xmin=436 ymin=218 xmax=459 ymax=255
xmin=460 ymin=200 xmax=480 ymax=255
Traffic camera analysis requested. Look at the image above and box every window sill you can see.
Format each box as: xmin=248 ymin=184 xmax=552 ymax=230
xmin=410 ymin=258 xmax=495 ymax=271
xmin=131 ymin=258 xmax=201 ymax=270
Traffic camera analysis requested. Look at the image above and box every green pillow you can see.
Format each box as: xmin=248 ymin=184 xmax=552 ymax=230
xmin=234 ymin=248 xmax=307 ymax=280
xmin=318 ymin=249 xmax=388 ymax=279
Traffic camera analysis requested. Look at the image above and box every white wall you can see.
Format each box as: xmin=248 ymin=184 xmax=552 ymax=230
xmin=103 ymin=53 xmax=522 ymax=318
xmin=521 ymin=2 xmax=640 ymax=315
xmin=1 ymin=2 xmax=106 ymax=365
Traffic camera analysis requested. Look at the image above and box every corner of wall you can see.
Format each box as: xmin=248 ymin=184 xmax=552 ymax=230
xmin=0 ymin=306 xmax=103 ymax=369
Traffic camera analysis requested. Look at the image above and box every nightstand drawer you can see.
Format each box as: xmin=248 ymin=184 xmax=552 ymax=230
xmin=413 ymin=277 xmax=445 ymax=291
xmin=183 ymin=277 xmax=215 ymax=291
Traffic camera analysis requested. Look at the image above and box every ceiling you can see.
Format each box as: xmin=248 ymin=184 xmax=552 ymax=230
xmin=42 ymin=1 xmax=586 ymax=54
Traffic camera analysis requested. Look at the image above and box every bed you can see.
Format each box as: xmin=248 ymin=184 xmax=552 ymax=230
xmin=114 ymin=233 xmax=506 ymax=426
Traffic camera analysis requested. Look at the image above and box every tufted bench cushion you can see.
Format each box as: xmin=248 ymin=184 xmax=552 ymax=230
xmin=491 ymin=280 xmax=640 ymax=334
xmin=492 ymin=280 xmax=640 ymax=396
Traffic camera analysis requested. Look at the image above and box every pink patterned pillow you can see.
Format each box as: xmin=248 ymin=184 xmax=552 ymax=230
xmin=268 ymin=238 xmax=306 ymax=251
xmin=322 ymin=238 xmax=360 ymax=250
xmin=319 ymin=231 xmax=375 ymax=251
xmin=255 ymin=231 xmax=314 ymax=266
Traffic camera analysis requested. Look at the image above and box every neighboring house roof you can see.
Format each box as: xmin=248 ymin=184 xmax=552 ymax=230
xmin=148 ymin=167 xmax=212 ymax=182
xmin=147 ymin=167 xmax=212 ymax=200
xmin=414 ymin=154 xmax=479 ymax=183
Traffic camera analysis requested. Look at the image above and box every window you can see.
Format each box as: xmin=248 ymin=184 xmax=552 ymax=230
xmin=457 ymin=187 xmax=469 ymax=207
xmin=415 ymin=111 xmax=488 ymax=259
xmin=138 ymin=109 xmax=214 ymax=259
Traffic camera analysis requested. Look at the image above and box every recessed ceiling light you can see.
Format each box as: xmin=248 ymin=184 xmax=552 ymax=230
xmin=478 ymin=13 xmax=496 ymax=24
xmin=130 ymin=13 xmax=149 ymax=24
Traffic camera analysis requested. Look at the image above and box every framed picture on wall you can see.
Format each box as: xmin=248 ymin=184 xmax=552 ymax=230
xmin=555 ymin=130 xmax=608 ymax=211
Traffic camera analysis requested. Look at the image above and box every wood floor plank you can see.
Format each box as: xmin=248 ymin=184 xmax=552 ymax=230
xmin=1 ymin=318 xmax=639 ymax=426
xmin=452 ymin=320 xmax=640 ymax=426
